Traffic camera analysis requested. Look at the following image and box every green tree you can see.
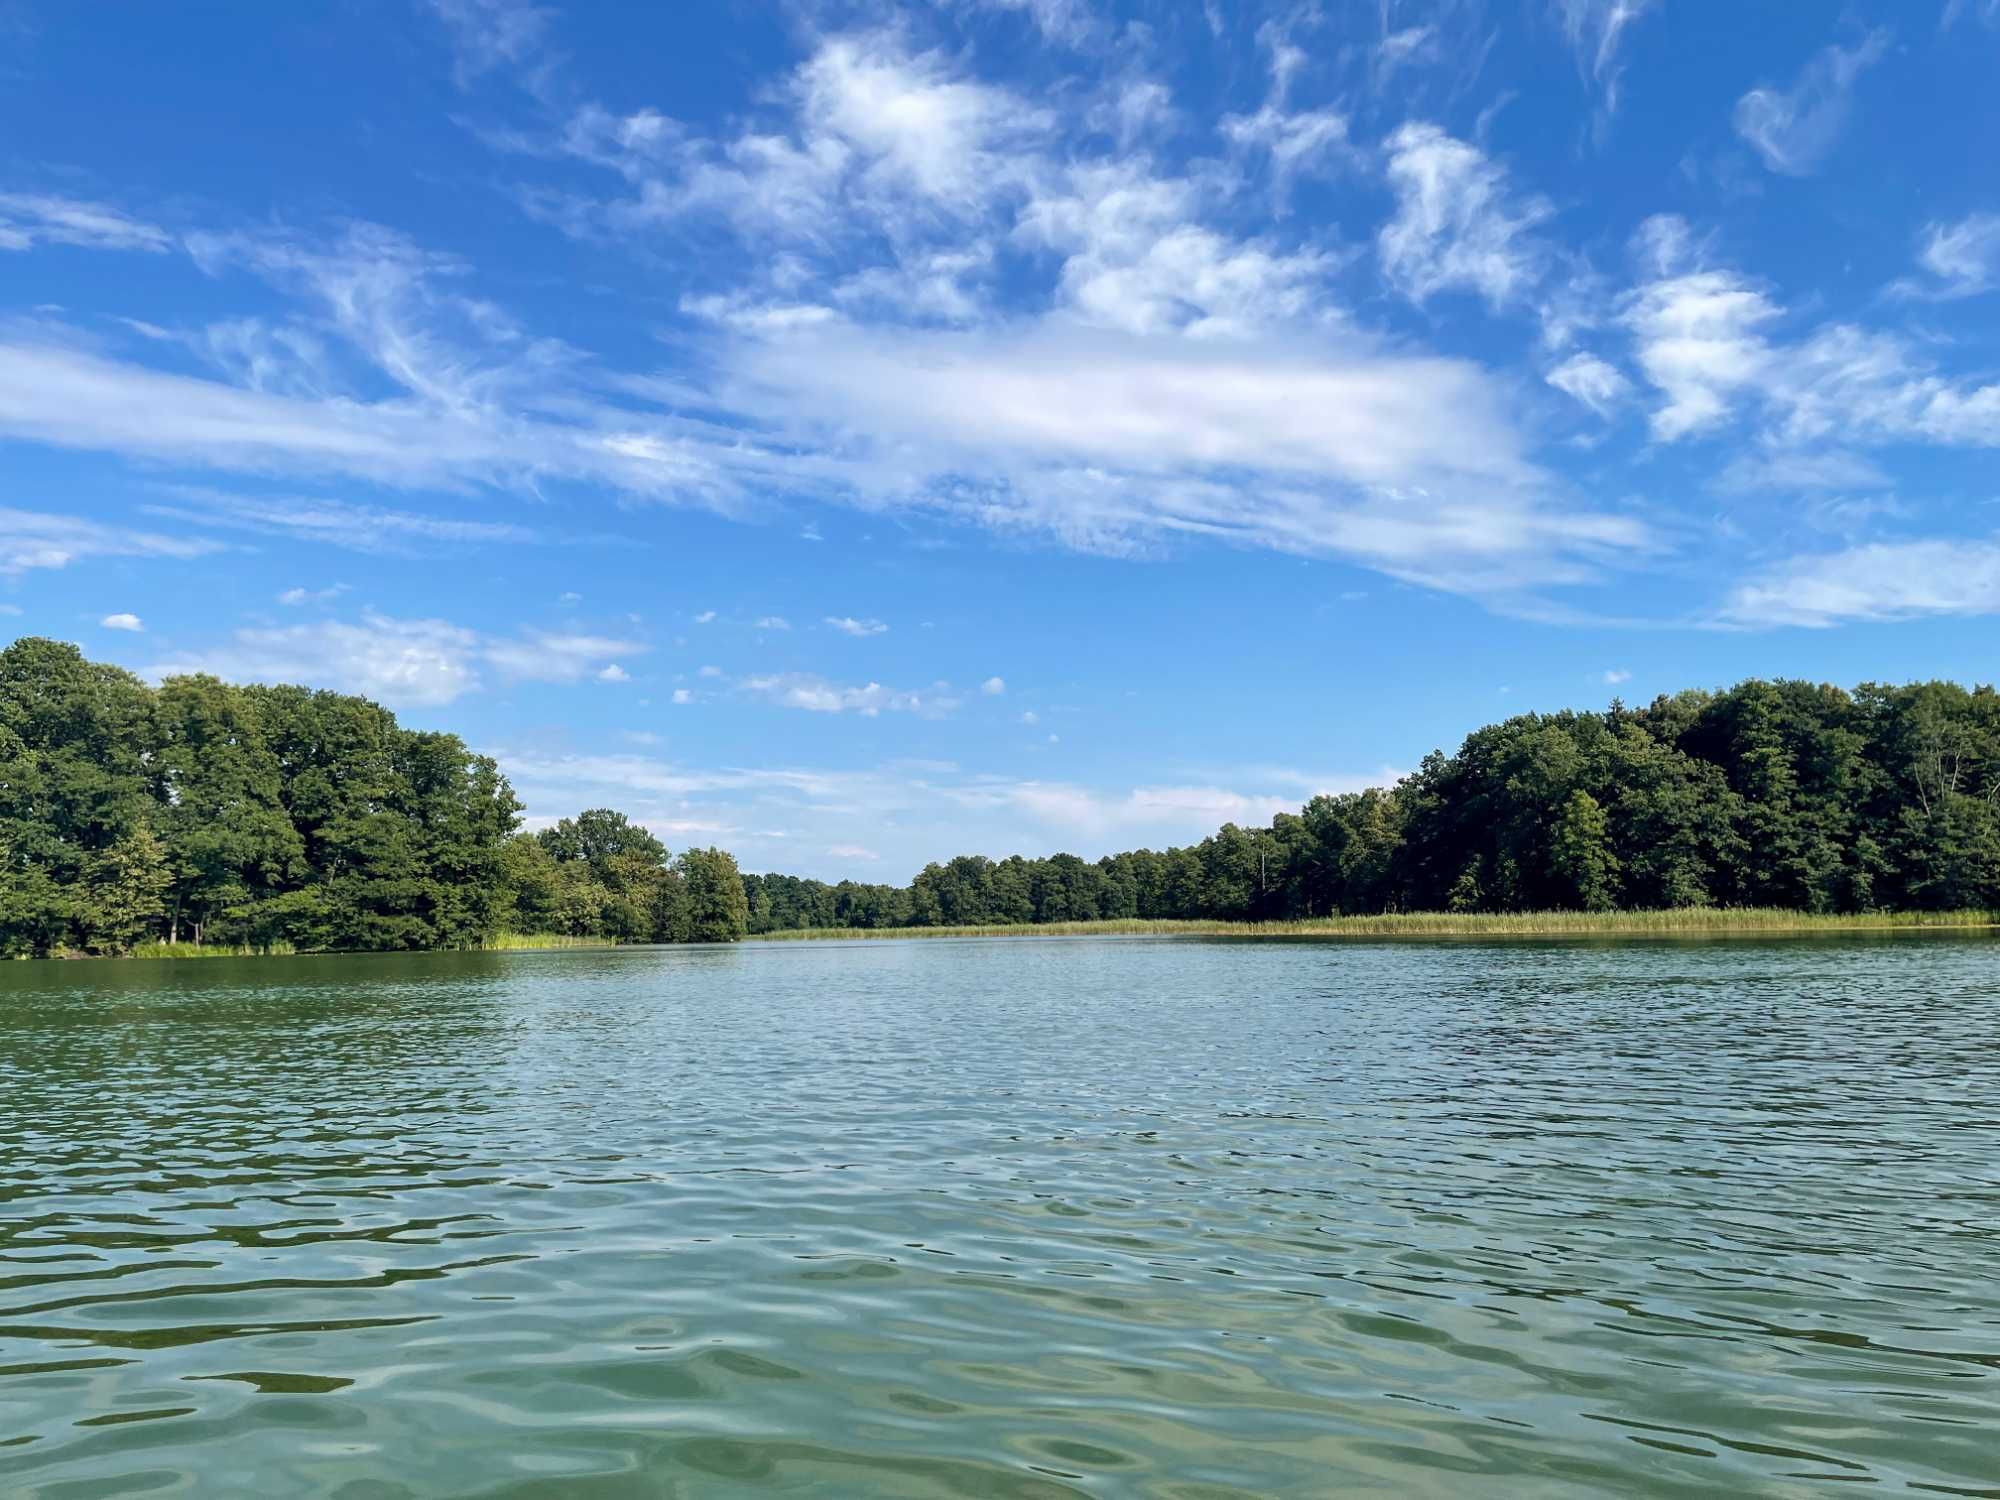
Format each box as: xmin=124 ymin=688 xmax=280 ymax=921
xmin=676 ymin=847 xmax=749 ymax=942
xmin=78 ymin=825 xmax=171 ymax=954
xmin=1550 ymin=790 xmax=1619 ymax=911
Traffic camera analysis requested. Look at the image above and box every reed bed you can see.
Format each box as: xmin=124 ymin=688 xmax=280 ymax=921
xmin=120 ymin=933 xmax=611 ymax=958
xmin=754 ymin=908 xmax=2000 ymax=943
xmin=479 ymin=932 xmax=621 ymax=950
xmin=129 ymin=941 xmax=299 ymax=959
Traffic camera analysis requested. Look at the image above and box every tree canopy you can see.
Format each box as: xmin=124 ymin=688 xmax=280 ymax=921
xmin=9 ymin=641 xmax=1996 ymax=955
xmin=0 ymin=639 xmax=747 ymax=957
xmin=744 ymin=678 xmax=2000 ymax=932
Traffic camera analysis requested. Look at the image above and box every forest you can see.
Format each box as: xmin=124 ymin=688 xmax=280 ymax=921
xmin=7 ymin=636 xmax=1999 ymax=957
xmin=0 ymin=638 xmax=747 ymax=957
xmin=745 ymin=676 xmax=2000 ymax=932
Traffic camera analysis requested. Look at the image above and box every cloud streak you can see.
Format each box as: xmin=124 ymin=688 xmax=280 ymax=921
xmin=1733 ymin=31 xmax=1890 ymax=177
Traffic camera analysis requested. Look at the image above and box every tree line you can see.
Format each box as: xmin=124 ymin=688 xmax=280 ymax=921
xmin=745 ymin=677 xmax=2000 ymax=930
xmin=0 ymin=638 xmax=747 ymax=957
xmin=9 ymin=638 xmax=1997 ymax=956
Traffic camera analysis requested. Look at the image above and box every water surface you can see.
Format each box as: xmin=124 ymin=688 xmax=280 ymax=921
xmin=2 ymin=935 xmax=1997 ymax=1497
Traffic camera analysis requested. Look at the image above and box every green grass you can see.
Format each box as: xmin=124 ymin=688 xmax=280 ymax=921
xmin=754 ymin=908 xmax=2000 ymax=943
xmin=130 ymin=940 xmax=298 ymax=959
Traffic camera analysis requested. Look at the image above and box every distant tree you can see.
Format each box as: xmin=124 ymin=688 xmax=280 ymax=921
xmin=676 ymin=847 xmax=749 ymax=942
xmin=1550 ymin=790 xmax=1619 ymax=911
xmin=79 ymin=825 xmax=170 ymax=954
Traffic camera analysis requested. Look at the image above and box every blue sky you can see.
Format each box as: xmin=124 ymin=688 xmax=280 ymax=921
xmin=4 ymin=0 xmax=1998 ymax=878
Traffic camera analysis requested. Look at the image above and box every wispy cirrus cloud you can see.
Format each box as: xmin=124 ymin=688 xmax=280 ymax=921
xmin=1550 ymin=0 xmax=1661 ymax=115
xmin=1718 ymin=538 xmax=2000 ymax=628
xmin=0 ymin=506 xmax=223 ymax=575
xmin=1621 ymin=218 xmax=2000 ymax=451
xmin=1733 ymin=30 xmax=1890 ymax=177
xmin=1378 ymin=123 xmax=1550 ymax=309
xmin=1891 ymin=213 xmax=2000 ymax=300
xmin=0 ymin=192 xmax=172 ymax=254
xmin=144 ymin=488 xmax=538 ymax=552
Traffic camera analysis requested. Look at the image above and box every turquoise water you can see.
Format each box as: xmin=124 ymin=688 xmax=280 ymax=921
xmin=2 ymin=935 xmax=1997 ymax=1497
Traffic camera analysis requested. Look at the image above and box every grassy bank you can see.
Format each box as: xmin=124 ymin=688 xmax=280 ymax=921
xmin=754 ymin=908 xmax=2000 ymax=942
xmin=111 ymin=932 xmax=614 ymax=960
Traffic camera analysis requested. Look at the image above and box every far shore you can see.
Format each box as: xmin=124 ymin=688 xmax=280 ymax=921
xmin=25 ymin=909 xmax=1999 ymax=961
xmin=750 ymin=909 xmax=2000 ymax=942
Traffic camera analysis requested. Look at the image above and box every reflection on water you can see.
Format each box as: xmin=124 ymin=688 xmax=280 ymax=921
xmin=2 ymin=936 xmax=1997 ymax=1497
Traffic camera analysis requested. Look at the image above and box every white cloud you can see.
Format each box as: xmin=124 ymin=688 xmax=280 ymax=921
xmin=153 ymin=614 xmax=487 ymax=705
xmin=826 ymin=843 xmax=881 ymax=861
xmin=0 ymin=49 xmax=1662 ymax=616
xmin=277 ymin=584 xmax=348 ymax=606
xmin=1546 ymin=352 xmax=1631 ymax=415
xmin=0 ymin=507 xmax=222 ymax=575
xmin=580 ymin=30 xmax=1048 ymax=249
xmin=693 ymin=610 xmax=716 ymax=623
xmin=1715 ymin=448 xmax=1891 ymax=493
xmin=741 ymin=673 xmax=962 ymax=717
xmin=0 ymin=336 xmax=617 ymax=496
xmin=1733 ymin=31 xmax=1889 ymax=177
xmin=1602 ymin=667 xmax=1630 ymax=684
xmin=981 ymin=675 xmax=1006 ymax=695
xmin=1372 ymin=26 xmax=1441 ymax=91
xmin=960 ymin=0 xmax=1095 ymax=44
xmin=1551 ymin=0 xmax=1661 ymax=114
xmin=1378 ymin=124 xmax=1550 ymax=309
xmin=152 ymin=615 xmax=643 ymax=704
xmin=1621 ymin=235 xmax=2000 ymax=453
xmin=484 ymin=630 xmax=648 ymax=683
xmin=1720 ymin=538 xmax=2000 ymax=627
xmin=824 ymin=615 xmax=888 ymax=636
xmin=753 ymin=615 xmax=791 ymax=630
xmin=671 ymin=687 xmax=694 ymax=704
xmin=1893 ymin=214 xmax=2000 ymax=300
xmin=715 ymin=320 xmax=1647 ymax=596
xmin=0 ymin=193 xmax=172 ymax=254
xmin=1622 ymin=267 xmax=1780 ymax=440
xmin=1020 ymin=710 xmax=1040 ymax=725
xmin=728 ymin=323 xmax=1526 ymax=492
xmin=146 ymin=489 xmax=537 ymax=553
xmin=426 ymin=0 xmax=552 ymax=86
xmin=100 ymin=612 xmax=144 ymax=632
xmin=1220 ymin=105 xmax=1352 ymax=200
xmin=697 ymin=664 xmax=724 ymax=678
xmin=1004 ymin=781 xmax=1299 ymax=839
xmin=1019 ymin=160 xmax=1339 ymax=338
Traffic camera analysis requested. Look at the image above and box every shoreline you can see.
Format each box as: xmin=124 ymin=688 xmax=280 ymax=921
xmin=25 ymin=909 xmax=2000 ymax=961
xmin=751 ymin=909 xmax=2000 ymax=942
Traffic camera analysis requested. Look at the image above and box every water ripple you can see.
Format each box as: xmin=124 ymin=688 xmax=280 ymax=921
xmin=1 ymin=937 xmax=1997 ymax=1497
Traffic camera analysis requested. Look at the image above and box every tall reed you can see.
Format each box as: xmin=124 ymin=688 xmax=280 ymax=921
xmin=754 ymin=908 xmax=2000 ymax=942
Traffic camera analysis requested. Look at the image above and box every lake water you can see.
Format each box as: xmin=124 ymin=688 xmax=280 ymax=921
xmin=2 ymin=935 xmax=1998 ymax=1498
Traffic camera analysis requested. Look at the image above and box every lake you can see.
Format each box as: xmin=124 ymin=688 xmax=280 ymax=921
xmin=2 ymin=935 xmax=1997 ymax=1498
